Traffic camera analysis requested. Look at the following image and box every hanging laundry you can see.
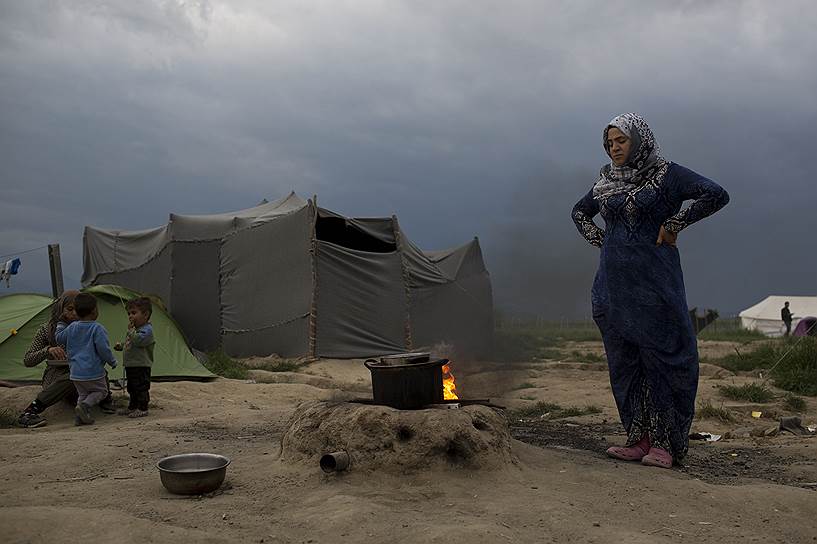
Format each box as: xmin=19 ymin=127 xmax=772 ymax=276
xmin=0 ymin=257 xmax=22 ymax=287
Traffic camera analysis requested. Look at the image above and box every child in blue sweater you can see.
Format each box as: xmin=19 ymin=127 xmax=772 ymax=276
xmin=56 ymin=293 xmax=118 ymax=425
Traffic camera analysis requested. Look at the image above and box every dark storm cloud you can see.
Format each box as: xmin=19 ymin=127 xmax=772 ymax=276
xmin=1 ymin=1 xmax=815 ymax=316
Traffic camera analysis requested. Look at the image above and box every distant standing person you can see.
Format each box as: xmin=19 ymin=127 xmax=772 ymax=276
xmin=56 ymin=293 xmax=118 ymax=425
xmin=572 ymin=113 xmax=729 ymax=468
xmin=114 ymin=297 xmax=155 ymax=418
xmin=781 ymin=301 xmax=794 ymax=336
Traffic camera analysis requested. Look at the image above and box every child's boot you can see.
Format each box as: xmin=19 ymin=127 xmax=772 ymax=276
xmin=16 ymin=401 xmax=47 ymax=428
xmin=75 ymin=403 xmax=94 ymax=425
xmin=17 ymin=411 xmax=46 ymax=428
xmin=99 ymin=396 xmax=116 ymax=414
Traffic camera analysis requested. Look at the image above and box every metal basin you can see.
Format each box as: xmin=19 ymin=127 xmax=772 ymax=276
xmin=157 ymin=453 xmax=230 ymax=495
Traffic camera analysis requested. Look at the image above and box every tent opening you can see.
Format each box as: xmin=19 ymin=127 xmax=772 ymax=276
xmin=315 ymin=216 xmax=396 ymax=253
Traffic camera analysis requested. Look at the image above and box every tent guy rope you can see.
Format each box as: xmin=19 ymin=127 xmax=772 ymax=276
xmin=758 ymin=328 xmax=815 ymax=387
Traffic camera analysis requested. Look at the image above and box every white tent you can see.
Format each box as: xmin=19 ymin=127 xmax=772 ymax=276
xmin=738 ymin=295 xmax=817 ymax=337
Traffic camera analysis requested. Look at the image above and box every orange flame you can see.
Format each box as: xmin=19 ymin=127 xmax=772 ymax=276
xmin=442 ymin=363 xmax=458 ymax=400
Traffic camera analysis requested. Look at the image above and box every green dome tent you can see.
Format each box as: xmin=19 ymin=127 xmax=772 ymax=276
xmin=0 ymin=285 xmax=213 ymax=383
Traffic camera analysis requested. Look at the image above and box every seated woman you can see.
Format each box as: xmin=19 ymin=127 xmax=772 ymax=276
xmin=16 ymin=290 xmax=114 ymax=428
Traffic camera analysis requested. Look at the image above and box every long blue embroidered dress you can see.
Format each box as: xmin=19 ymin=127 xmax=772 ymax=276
xmin=572 ymin=161 xmax=729 ymax=461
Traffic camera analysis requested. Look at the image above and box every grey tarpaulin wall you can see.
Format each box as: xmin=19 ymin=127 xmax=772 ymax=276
xmin=82 ymin=192 xmax=493 ymax=358
xmin=315 ymin=239 xmax=407 ymax=358
xmin=401 ymin=232 xmax=494 ymax=357
xmin=220 ymin=204 xmax=313 ymax=357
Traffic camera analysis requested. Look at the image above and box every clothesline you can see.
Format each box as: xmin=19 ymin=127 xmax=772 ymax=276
xmin=0 ymin=245 xmax=49 ymax=260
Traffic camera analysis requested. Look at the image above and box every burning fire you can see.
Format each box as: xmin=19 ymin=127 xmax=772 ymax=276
xmin=442 ymin=363 xmax=458 ymax=400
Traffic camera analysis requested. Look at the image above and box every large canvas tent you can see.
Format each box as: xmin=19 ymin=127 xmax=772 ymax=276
xmin=738 ymin=295 xmax=817 ymax=337
xmin=0 ymin=286 xmax=213 ymax=382
xmin=82 ymin=193 xmax=493 ymax=359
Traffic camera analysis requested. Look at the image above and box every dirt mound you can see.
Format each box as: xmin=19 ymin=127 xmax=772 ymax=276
xmin=280 ymin=401 xmax=515 ymax=472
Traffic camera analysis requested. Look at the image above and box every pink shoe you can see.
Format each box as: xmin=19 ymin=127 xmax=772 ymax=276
xmin=606 ymin=435 xmax=650 ymax=461
xmin=641 ymin=447 xmax=673 ymax=469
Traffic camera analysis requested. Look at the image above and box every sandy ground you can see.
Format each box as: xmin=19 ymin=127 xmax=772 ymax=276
xmin=1 ymin=340 xmax=816 ymax=544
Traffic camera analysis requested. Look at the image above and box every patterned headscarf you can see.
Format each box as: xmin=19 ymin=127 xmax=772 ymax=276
xmin=47 ymin=290 xmax=79 ymax=346
xmin=593 ymin=113 xmax=667 ymax=200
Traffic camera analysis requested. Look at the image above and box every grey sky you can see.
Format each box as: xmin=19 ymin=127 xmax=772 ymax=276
xmin=1 ymin=1 xmax=815 ymax=318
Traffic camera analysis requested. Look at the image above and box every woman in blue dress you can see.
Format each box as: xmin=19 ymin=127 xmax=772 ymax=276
xmin=572 ymin=113 xmax=729 ymax=468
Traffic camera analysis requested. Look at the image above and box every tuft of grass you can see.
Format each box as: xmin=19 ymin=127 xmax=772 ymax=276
xmin=770 ymin=337 xmax=817 ymax=397
xmin=557 ymin=405 xmax=603 ymax=418
xmin=493 ymin=329 xmax=560 ymax=362
xmin=518 ymin=395 xmax=537 ymax=401
xmin=0 ymin=407 xmax=17 ymax=428
xmin=782 ymin=393 xmax=807 ymax=412
xmin=509 ymin=401 xmax=563 ymax=419
xmin=541 ymin=329 xmax=602 ymax=343
xmin=513 ymin=382 xmax=537 ymax=390
xmin=253 ymin=360 xmax=301 ymax=373
xmin=717 ymin=382 xmax=775 ymax=403
xmin=494 ymin=318 xmax=601 ymax=362
xmin=706 ymin=337 xmax=817 ymax=399
xmin=534 ymin=349 xmax=565 ymax=361
xmin=569 ymin=350 xmax=606 ymax=363
xmin=707 ymin=342 xmax=779 ymax=372
xmin=493 ymin=320 xmax=604 ymax=362
xmin=203 ymin=350 xmax=248 ymax=380
xmin=509 ymin=401 xmax=601 ymax=420
xmin=696 ymin=318 xmax=767 ymax=342
xmin=696 ymin=400 xmax=734 ymax=422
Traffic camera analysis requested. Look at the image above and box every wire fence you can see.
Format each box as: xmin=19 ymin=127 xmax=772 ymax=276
xmin=494 ymin=313 xmax=766 ymax=343
xmin=496 ymin=314 xmax=746 ymax=331
xmin=495 ymin=314 xmax=599 ymax=331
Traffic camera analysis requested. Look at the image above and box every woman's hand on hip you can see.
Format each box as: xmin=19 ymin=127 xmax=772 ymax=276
xmin=656 ymin=226 xmax=677 ymax=247
xmin=47 ymin=346 xmax=67 ymax=360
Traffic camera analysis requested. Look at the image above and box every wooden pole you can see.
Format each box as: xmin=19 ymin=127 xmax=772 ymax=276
xmin=47 ymin=244 xmax=64 ymax=298
xmin=307 ymin=196 xmax=318 ymax=359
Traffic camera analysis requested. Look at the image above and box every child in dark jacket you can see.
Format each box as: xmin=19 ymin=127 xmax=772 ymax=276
xmin=55 ymin=293 xmax=117 ymax=425
xmin=114 ymin=297 xmax=154 ymax=418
